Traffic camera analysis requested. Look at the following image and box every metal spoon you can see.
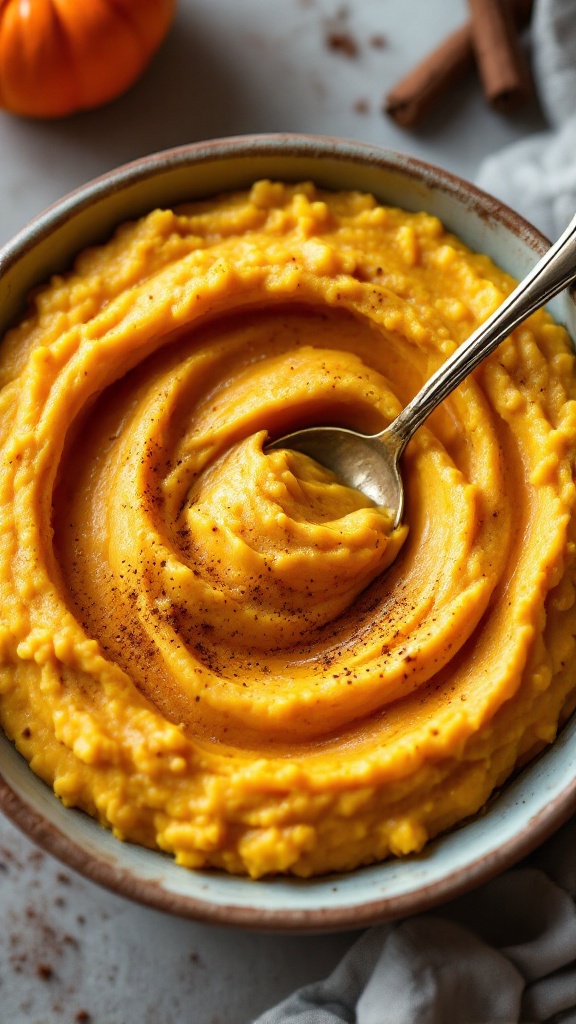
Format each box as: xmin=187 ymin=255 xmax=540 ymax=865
xmin=267 ymin=213 xmax=576 ymax=527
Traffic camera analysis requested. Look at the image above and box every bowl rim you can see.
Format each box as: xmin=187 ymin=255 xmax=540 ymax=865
xmin=0 ymin=132 xmax=553 ymax=279
xmin=0 ymin=132 xmax=574 ymax=931
xmin=1 ymin=746 xmax=575 ymax=932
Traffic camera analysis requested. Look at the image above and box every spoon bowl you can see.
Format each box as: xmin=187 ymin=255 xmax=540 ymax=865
xmin=268 ymin=424 xmax=405 ymax=517
xmin=268 ymin=212 xmax=576 ymax=524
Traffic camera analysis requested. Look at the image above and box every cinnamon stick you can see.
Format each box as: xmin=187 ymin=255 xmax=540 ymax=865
xmin=384 ymin=0 xmax=533 ymax=127
xmin=468 ymin=0 xmax=532 ymax=109
xmin=385 ymin=24 xmax=474 ymax=127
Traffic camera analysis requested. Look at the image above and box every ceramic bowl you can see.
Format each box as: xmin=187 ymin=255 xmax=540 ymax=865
xmin=1 ymin=134 xmax=575 ymax=931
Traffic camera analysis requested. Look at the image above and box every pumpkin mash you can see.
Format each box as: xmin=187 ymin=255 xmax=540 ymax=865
xmin=1 ymin=180 xmax=576 ymax=878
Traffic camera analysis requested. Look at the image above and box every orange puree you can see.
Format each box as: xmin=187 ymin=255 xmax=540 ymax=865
xmin=0 ymin=180 xmax=575 ymax=877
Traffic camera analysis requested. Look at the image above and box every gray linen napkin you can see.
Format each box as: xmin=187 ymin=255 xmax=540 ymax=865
xmin=254 ymin=2 xmax=576 ymax=1020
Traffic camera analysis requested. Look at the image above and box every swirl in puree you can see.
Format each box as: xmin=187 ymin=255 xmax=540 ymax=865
xmin=1 ymin=180 xmax=576 ymax=877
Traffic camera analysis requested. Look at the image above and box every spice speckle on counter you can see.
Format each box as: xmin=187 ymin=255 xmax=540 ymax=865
xmin=0 ymin=813 xmax=353 ymax=1021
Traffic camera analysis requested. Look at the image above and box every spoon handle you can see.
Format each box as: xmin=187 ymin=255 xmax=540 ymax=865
xmin=388 ymin=212 xmax=576 ymax=452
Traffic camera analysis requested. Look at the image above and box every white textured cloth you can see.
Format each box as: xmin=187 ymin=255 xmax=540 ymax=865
xmin=255 ymin=4 xmax=576 ymax=1021
xmin=477 ymin=0 xmax=576 ymax=240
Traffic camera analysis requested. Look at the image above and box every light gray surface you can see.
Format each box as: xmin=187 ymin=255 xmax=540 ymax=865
xmin=0 ymin=0 xmax=546 ymax=249
xmin=0 ymin=1 xmax=549 ymax=1021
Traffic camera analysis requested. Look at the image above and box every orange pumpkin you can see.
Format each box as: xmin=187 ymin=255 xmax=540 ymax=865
xmin=0 ymin=0 xmax=176 ymax=118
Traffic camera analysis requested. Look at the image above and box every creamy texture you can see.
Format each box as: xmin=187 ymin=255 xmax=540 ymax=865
xmin=1 ymin=180 xmax=576 ymax=877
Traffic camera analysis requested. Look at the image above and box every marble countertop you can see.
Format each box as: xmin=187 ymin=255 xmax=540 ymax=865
xmin=0 ymin=1 xmax=547 ymax=1021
